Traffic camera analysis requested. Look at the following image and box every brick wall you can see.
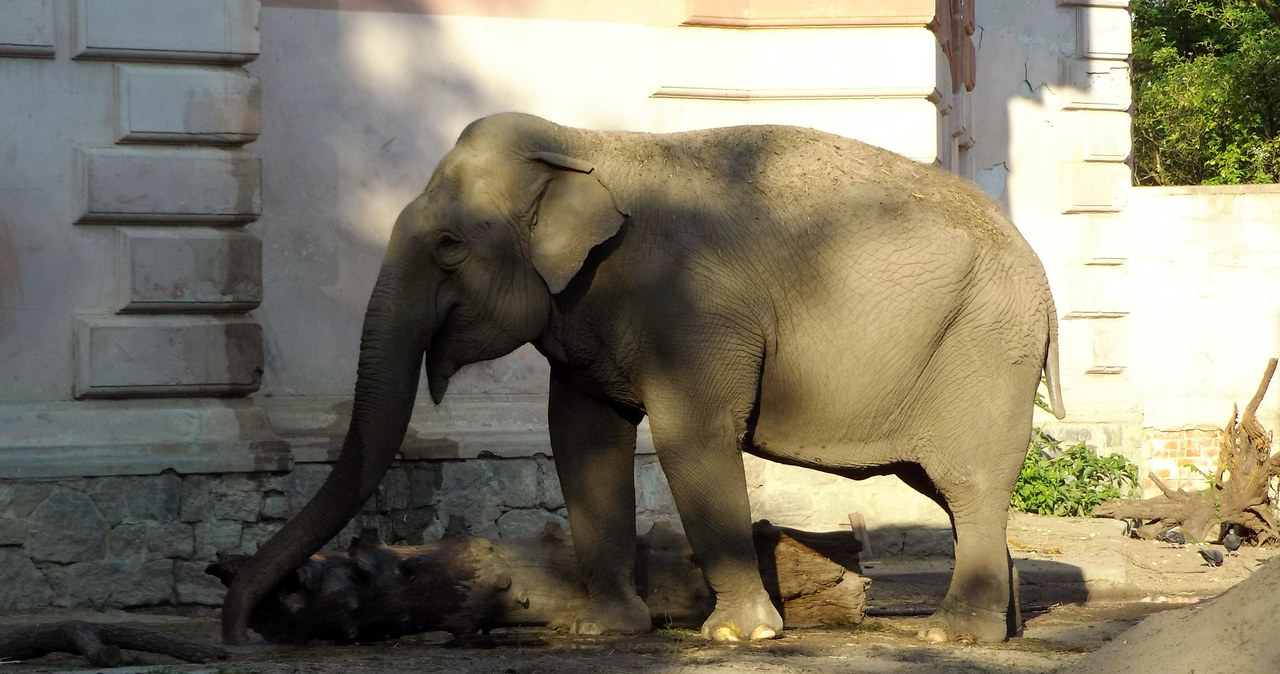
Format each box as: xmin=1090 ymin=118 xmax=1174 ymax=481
xmin=1142 ymin=428 xmax=1222 ymax=496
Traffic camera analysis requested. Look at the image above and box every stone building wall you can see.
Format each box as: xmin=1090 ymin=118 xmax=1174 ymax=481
xmin=0 ymin=455 xmax=679 ymax=612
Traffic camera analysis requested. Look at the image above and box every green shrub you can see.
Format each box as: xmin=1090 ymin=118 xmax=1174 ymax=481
xmin=1011 ymin=429 xmax=1140 ymax=517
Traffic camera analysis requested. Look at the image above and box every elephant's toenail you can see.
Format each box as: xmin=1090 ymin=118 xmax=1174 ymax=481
xmin=713 ymin=624 xmax=740 ymax=641
xmin=919 ymin=627 xmax=949 ymax=642
xmin=750 ymin=625 xmax=777 ymax=640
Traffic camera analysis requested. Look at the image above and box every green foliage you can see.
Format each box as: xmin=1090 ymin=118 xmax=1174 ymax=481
xmin=1133 ymin=0 xmax=1280 ymax=185
xmin=1012 ymin=429 xmax=1140 ymax=517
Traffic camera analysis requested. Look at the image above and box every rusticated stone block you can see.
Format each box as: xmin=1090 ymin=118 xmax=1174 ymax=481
xmin=74 ymin=0 xmax=259 ymax=64
xmin=1059 ymin=161 xmax=1130 ymax=213
xmin=116 ymin=64 xmax=261 ymax=144
xmin=76 ymin=147 xmax=261 ymax=224
xmin=0 ymin=0 xmax=55 ymax=58
xmin=1058 ymin=58 xmax=1131 ymax=111
xmin=1076 ymin=5 xmax=1131 ymax=59
xmin=73 ymin=315 xmax=262 ymax=398
xmin=117 ymin=228 xmax=262 ymax=313
xmin=1062 ymin=110 xmax=1132 ymax=163
xmin=1070 ymin=262 xmax=1129 ymax=314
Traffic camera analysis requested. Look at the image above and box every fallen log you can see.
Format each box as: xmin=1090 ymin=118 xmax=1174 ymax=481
xmin=0 ymin=621 xmax=227 ymax=667
xmin=208 ymin=519 xmax=868 ymax=644
xmin=1094 ymin=358 xmax=1280 ymax=544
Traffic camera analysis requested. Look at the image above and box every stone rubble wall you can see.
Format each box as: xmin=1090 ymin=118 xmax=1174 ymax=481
xmin=0 ymin=455 xmax=679 ymax=613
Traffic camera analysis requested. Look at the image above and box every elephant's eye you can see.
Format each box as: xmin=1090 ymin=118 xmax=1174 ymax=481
xmin=432 ymin=232 xmax=467 ymax=267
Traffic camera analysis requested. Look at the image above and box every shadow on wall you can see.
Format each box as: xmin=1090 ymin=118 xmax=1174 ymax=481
xmin=253 ymin=7 xmax=498 ymax=399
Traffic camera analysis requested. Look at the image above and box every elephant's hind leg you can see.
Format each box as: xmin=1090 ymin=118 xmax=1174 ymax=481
xmin=919 ymin=502 xmax=1018 ymax=643
xmin=910 ymin=367 xmax=1038 ymax=642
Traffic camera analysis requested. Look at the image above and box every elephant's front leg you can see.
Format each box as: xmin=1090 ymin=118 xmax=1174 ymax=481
xmin=646 ymin=393 xmax=783 ymax=641
xmin=548 ymin=375 xmax=651 ymax=635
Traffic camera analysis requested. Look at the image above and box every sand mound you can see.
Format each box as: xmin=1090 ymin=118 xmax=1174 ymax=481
xmin=1058 ymin=555 xmax=1280 ymax=673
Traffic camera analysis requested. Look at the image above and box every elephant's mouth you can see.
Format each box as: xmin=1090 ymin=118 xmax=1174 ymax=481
xmin=422 ymin=303 xmax=457 ymax=404
xmin=424 ymin=342 xmax=455 ymax=405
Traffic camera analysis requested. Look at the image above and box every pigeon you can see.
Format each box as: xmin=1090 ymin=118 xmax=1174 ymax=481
xmin=1156 ymin=529 xmax=1185 ymax=546
xmin=1222 ymin=525 xmax=1243 ymax=555
xmin=1199 ymin=548 xmax=1224 ymax=567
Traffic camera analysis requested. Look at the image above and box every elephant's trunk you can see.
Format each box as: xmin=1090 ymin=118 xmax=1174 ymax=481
xmin=221 ymin=264 xmax=435 ymax=645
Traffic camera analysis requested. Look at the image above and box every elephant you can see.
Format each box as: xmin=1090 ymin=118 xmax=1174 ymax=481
xmin=221 ymin=112 xmax=1065 ymax=645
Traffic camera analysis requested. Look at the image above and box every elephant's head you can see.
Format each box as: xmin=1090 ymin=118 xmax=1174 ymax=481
xmin=221 ymin=113 xmax=626 ymax=644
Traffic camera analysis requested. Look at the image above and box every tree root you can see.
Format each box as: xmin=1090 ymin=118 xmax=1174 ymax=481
xmin=0 ymin=620 xmax=227 ymax=667
xmin=1094 ymin=358 xmax=1280 ymax=544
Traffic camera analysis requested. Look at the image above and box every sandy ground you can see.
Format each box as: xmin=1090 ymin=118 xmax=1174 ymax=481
xmin=2 ymin=513 xmax=1274 ymax=673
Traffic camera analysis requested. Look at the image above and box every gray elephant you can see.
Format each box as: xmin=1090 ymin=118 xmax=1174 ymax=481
xmin=222 ymin=112 xmax=1065 ymax=645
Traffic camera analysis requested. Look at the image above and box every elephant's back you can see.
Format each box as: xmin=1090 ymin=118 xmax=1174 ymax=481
xmin=594 ymin=124 xmax=1018 ymax=252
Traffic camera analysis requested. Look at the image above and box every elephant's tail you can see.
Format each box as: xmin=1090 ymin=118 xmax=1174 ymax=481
xmin=1043 ymin=299 xmax=1067 ymax=420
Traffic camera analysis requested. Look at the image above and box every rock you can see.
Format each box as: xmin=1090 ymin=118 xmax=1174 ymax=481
xmin=375 ymin=468 xmax=411 ymax=512
xmin=175 ymin=560 xmax=227 ymax=605
xmin=260 ymin=493 xmax=289 ymax=519
xmin=497 ymin=508 xmax=569 ymax=539
xmin=108 ymin=523 xmax=151 ymax=558
xmin=435 ymin=459 xmax=540 ymax=538
xmin=25 ymin=488 xmax=108 ymax=563
xmin=194 ymin=519 xmax=243 ymax=559
xmin=208 ymin=475 xmax=263 ymax=522
xmin=86 ymin=478 xmax=128 ymax=525
xmin=124 ymin=474 xmax=182 ymax=523
xmin=5 ymin=483 xmax=54 ymax=518
xmin=148 ymin=521 xmax=195 ymax=559
xmin=635 ymin=456 xmax=677 ymax=518
xmin=240 ymin=521 xmax=282 ymax=555
xmin=386 ymin=507 xmax=433 ymax=544
xmin=404 ymin=464 xmax=441 ymax=509
xmin=44 ymin=559 xmax=174 ymax=608
xmin=0 ymin=517 xmax=26 ymax=545
xmin=536 ymin=454 xmax=565 ymax=509
xmin=179 ymin=475 xmax=213 ymax=523
xmin=287 ymin=464 xmax=331 ymax=513
xmin=0 ymin=548 xmax=54 ymax=609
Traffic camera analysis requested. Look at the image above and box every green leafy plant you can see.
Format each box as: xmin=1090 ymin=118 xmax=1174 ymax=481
xmin=1012 ymin=429 xmax=1140 ymax=517
xmin=1132 ymin=0 xmax=1280 ymax=185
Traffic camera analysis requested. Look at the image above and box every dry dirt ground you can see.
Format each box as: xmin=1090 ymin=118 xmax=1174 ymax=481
xmin=3 ymin=513 xmax=1275 ymax=674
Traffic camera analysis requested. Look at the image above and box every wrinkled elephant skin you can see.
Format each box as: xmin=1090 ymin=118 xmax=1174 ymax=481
xmin=221 ymin=113 xmax=1066 ymax=645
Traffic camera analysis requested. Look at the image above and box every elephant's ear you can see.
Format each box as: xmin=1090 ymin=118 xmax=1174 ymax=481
xmin=527 ymin=151 xmax=625 ymax=294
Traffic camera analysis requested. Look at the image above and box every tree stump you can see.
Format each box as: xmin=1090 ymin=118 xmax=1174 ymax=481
xmin=207 ymin=519 xmax=868 ymax=644
xmin=1093 ymin=358 xmax=1280 ymax=544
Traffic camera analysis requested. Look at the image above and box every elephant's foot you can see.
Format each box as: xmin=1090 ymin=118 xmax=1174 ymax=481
xmin=917 ymin=598 xmax=1011 ymax=644
xmin=700 ymin=590 xmax=783 ymax=642
xmin=567 ymin=593 xmax=652 ymax=636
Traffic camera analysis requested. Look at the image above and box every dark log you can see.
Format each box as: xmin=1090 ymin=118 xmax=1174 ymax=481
xmin=208 ymin=519 xmax=868 ymax=643
xmin=0 ymin=621 xmax=227 ymax=667
xmin=1094 ymin=359 xmax=1280 ymax=544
